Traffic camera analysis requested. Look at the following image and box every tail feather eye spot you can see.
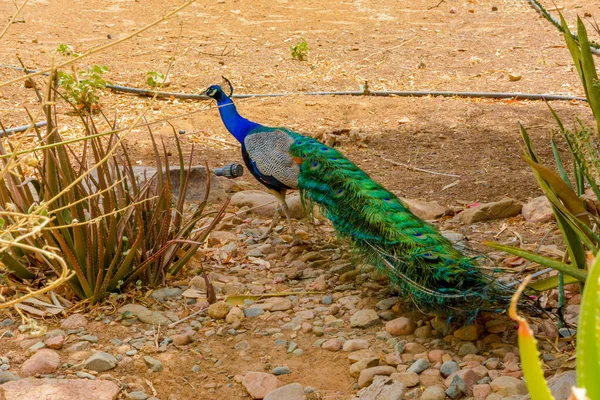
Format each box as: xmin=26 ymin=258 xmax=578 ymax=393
xmin=311 ymin=162 xmax=319 ymax=170
xmin=414 ymin=232 xmax=423 ymax=237
xmin=334 ymin=189 xmax=344 ymax=197
xmin=321 ymin=147 xmax=328 ymax=151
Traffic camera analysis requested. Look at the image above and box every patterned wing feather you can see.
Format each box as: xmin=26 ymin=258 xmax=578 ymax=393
xmin=244 ymin=129 xmax=299 ymax=190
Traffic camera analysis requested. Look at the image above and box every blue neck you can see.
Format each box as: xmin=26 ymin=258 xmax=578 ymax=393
xmin=216 ymin=97 xmax=261 ymax=143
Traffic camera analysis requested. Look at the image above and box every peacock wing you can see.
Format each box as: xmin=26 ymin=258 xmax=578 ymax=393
xmin=243 ymin=129 xmax=300 ymax=189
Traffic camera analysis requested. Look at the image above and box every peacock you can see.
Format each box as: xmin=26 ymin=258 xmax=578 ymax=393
xmin=203 ymin=79 xmax=539 ymax=316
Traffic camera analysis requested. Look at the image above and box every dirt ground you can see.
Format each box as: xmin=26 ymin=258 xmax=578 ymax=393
xmin=0 ymin=0 xmax=598 ymax=399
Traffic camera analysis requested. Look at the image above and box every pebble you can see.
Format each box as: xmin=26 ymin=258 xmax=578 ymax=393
xmin=81 ymin=335 xmax=99 ymax=343
xmin=128 ymin=391 xmax=149 ymax=400
xmin=264 ymin=383 xmax=305 ymax=400
xmin=83 ymin=352 xmax=117 ymax=372
xmin=208 ymin=301 xmax=231 ymax=319
xmin=350 ymin=309 xmax=380 ymax=328
xmin=458 ymin=342 xmax=479 ymax=356
xmin=151 ymin=287 xmax=182 ymax=300
xmin=440 ymin=361 xmax=460 ymax=378
xmin=453 ymin=325 xmax=481 ymax=341
xmin=472 ymin=383 xmax=492 ymax=400
xmin=272 ymin=366 xmax=291 ymax=375
xmin=226 ymin=307 xmax=245 ymax=323
xmin=322 ymin=295 xmax=333 ymax=305
xmin=342 ymin=339 xmax=370 ymax=352
xmin=173 ymin=333 xmax=193 ymax=346
xmin=244 ymin=307 xmax=265 ymax=317
xmin=242 ymin=372 xmax=279 ymax=399
xmin=322 ymin=338 xmax=344 ymax=352
xmin=419 ymin=369 xmax=443 ymax=386
xmin=406 ymin=358 xmax=429 ymax=374
xmin=385 ymin=317 xmax=416 ymax=336
xmin=490 ymin=376 xmax=527 ymax=396
xmin=76 ymin=371 xmax=96 ymax=380
xmin=376 ymin=297 xmax=398 ymax=310
xmin=358 ymin=366 xmax=397 ymax=388
xmin=144 ymin=356 xmax=163 ymax=372
xmin=60 ymin=314 xmax=88 ymax=329
xmin=484 ymin=320 xmax=507 ymax=334
xmin=349 ymin=357 xmax=379 ymax=378
xmin=0 ymin=371 xmax=20 ymax=384
xmin=391 ymin=372 xmax=419 ymax=387
xmin=421 ymin=385 xmax=446 ymax=400
xmin=44 ymin=335 xmax=65 ymax=350
xmin=21 ymin=349 xmax=60 ymax=377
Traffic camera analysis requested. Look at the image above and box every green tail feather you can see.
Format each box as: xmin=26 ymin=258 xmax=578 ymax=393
xmin=289 ymin=132 xmax=506 ymax=314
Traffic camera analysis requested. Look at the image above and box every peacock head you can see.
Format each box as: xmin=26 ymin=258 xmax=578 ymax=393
xmin=203 ymin=77 xmax=234 ymax=103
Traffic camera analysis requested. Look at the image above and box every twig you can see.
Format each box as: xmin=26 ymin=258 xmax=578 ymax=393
xmin=0 ymin=0 xmax=29 ymax=41
xmin=167 ymin=306 xmax=208 ymax=328
xmin=377 ymin=154 xmax=461 ymax=178
xmin=428 ymin=0 xmax=446 ymax=10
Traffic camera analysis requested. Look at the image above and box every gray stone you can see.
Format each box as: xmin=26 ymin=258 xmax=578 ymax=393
xmin=76 ymin=371 xmax=96 ymax=380
xmin=0 ymin=370 xmax=20 ymax=384
xmin=81 ymin=335 xmax=98 ymax=343
xmin=244 ymin=307 xmax=264 ymax=317
xmin=150 ymin=287 xmax=182 ymax=300
xmin=376 ymin=297 xmax=398 ymax=311
xmin=0 ymin=318 xmax=15 ymax=327
xmin=264 ymin=382 xmax=306 ymax=400
xmin=350 ymin=309 xmax=380 ymax=328
xmin=127 ymin=392 xmax=149 ymax=400
xmin=406 ymin=358 xmax=429 ymax=374
xmin=136 ymin=310 xmax=171 ymax=326
xmin=82 ymin=352 xmax=117 ymax=372
xmin=458 ymin=342 xmax=479 ymax=356
xmin=143 ymin=356 xmax=163 ymax=372
xmin=272 ymin=366 xmax=291 ymax=375
xmin=440 ymin=361 xmax=460 ymax=378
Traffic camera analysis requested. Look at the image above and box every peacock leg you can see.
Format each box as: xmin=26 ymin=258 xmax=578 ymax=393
xmin=257 ymin=205 xmax=281 ymax=241
xmin=272 ymin=190 xmax=308 ymax=246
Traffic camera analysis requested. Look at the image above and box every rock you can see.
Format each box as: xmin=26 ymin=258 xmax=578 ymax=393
xmin=321 ymin=338 xmax=344 ymax=352
xmin=414 ymin=325 xmax=432 ymax=339
xmin=343 ymin=339 xmax=370 ymax=352
xmin=21 ymin=349 xmax=60 ymax=377
xmin=485 ymin=320 xmax=507 ymax=334
xmin=400 ymin=197 xmax=447 ymax=220
xmin=226 ymin=307 xmax=245 ymax=323
xmin=385 ymin=317 xmax=416 ymax=336
xmin=508 ymin=73 xmax=522 ymax=82
xmin=420 ymin=385 xmax=446 ymax=400
xmin=150 ymin=287 xmax=182 ymax=300
xmin=136 ymin=310 xmax=171 ymax=325
xmin=60 ymin=314 xmax=88 ymax=329
xmin=263 ymin=297 xmax=293 ymax=311
xmin=419 ymin=369 xmax=443 ymax=386
xmin=143 ymin=356 xmax=163 ymax=372
xmin=172 ymin=333 xmax=193 ymax=346
xmin=428 ymin=349 xmax=446 ymax=363
xmin=67 ymin=341 xmax=90 ymax=352
xmin=458 ymin=342 xmax=479 ymax=356
xmin=350 ymin=309 xmax=380 ymax=328
xmin=82 ymin=352 xmax=117 ymax=373
xmin=440 ymin=361 xmax=460 ymax=378
xmin=0 ymin=377 xmax=120 ymax=400
xmin=523 ymin=370 xmax=575 ymax=400
xmin=453 ymin=325 xmax=482 ymax=341
xmin=472 ymin=384 xmax=492 ymax=400
xmin=376 ymin=298 xmax=398 ymax=311
xmin=490 ymin=376 xmax=527 ymax=396
xmin=244 ymin=307 xmax=265 ymax=317
xmin=390 ymin=372 xmax=419 ymax=387
xmin=357 ymin=376 xmax=405 ymax=400
xmin=208 ymin=301 xmax=231 ymax=319
xmin=231 ymin=190 xmax=304 ymax=219
xmin=385 ymin=352 xmax=402 ymax=367
xmin=349 ymin=358 xmax=380 ymax=378
xmin=522 ymin=196 xmax=553 ymax=223
xmin=445 ymin=369 xmax=479 ymax=395
xmin=242 ymin=372 xmax=279 ymax=399
xmin=272 ymin=366 xmax=291 ymax=376
xmin=0 ymin=371 xmax=20 ymax=384
xmin=458 ymin=198 xmax=522 ymax=224
xmin=358 ymin=366 xmax=397 ymax=388
xmin=406 ymin=358 xmax=429 ymax=374
xmin=264 ymin=383 xmax=305 ymax=400
xmin=127 ymin=392 xmax=148 ymax=400
xmin=44 ymin=335 xmax=65 ymax=350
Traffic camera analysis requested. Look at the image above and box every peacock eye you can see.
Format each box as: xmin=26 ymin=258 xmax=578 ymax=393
xmin=330 ymin=157 xmax=337 ymax=161
xmin=414 ymin=232 xmax=423 ymax=237
xmin=321 ymin=147 xmax=328 ymax=151
xmin=296 ymin=141 xmax=302 ymax=145
xmin=383 ymin=197 xmax=391 ymax=201
xmin=335 ymin=189 xmax=344 ymax=197
xmin=311 ymin=162 xmax=319 ymax=169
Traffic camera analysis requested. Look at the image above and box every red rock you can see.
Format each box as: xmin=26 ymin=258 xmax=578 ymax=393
xmin=242 ymin=372 xmax=279 ymax=399
xmin=322 ymin=338 xmax=344 ymax=352
xmin=21 ymin=349 xmax=60 ymax=377
xmin=0 ymin=377 xmax=119 ymax=400
xmin=428 ymin=349 xmax=446 ymax=363
xmin=490 ymin=376 xmax=527 ymax=396
xmin=60 ymin=314 xmax=88 ymax=329
xmin=419 ymin=369 xmax=443 ymax=386
xmin=172 ymin=334 xmax=193 ymax=346
xmin=44 ymin=336 xmax=64 ymax=350
xmin=472 ymin=383 xmax=491 ymax=400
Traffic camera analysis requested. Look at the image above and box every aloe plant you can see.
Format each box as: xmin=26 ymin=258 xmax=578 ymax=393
xmin=0 ymin=72 xmax=225 ymax=302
